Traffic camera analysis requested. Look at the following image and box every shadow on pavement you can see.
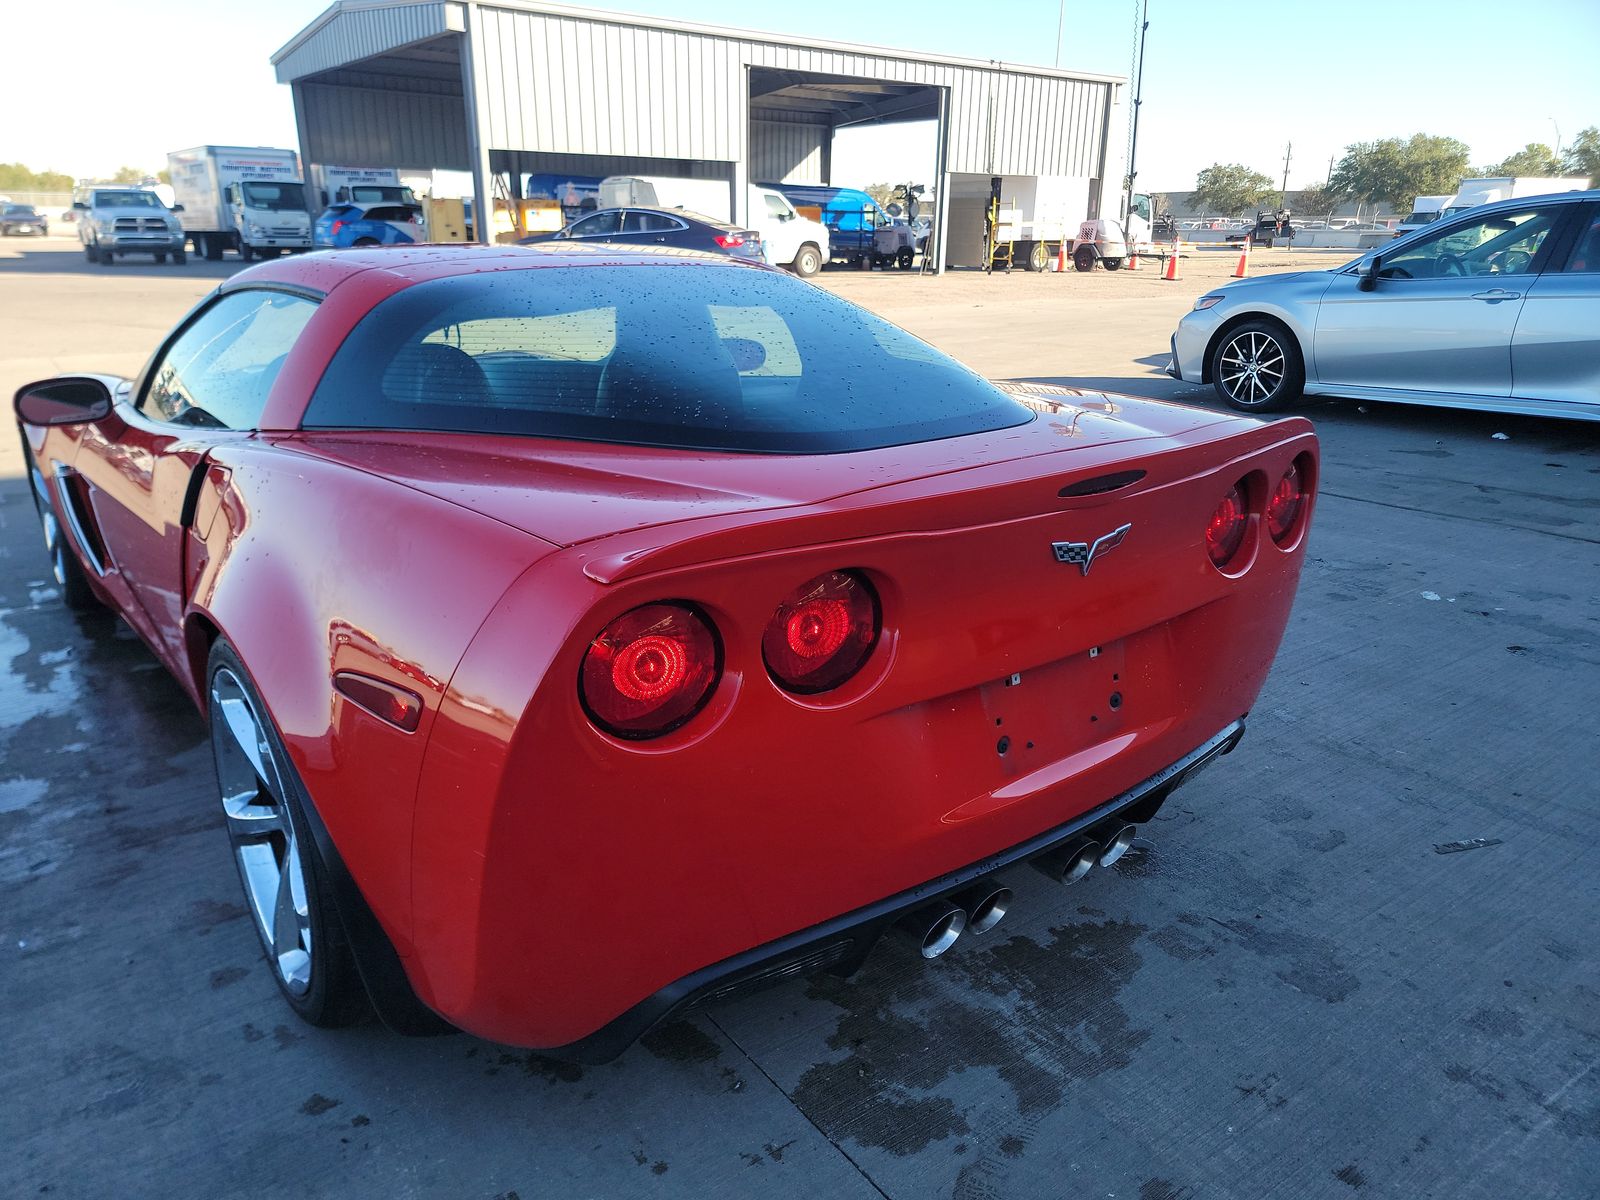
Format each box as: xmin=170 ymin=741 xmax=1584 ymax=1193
xmin=0 ymin=240 xmax=243 ymax=281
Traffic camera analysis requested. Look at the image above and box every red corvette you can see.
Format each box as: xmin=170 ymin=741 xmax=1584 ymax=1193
xmin=16 ymin=245 xmax=1317 ymax=1060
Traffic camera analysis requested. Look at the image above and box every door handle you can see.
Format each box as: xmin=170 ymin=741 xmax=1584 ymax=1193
xmin=1471 ymin=289 xmax=1522 ymax=302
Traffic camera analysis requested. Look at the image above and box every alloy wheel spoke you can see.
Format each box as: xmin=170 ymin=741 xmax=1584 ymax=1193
xmin=219 ymin=695 xmax=282 ymax=796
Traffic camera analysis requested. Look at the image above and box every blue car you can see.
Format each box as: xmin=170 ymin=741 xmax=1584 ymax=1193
xmin=314 ymin=201 xmax=424 ymax=249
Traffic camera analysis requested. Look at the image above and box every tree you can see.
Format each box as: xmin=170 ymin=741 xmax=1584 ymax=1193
xmin=864 ymin=182 xmax=895 ymax=209
xmin=0 ymin=162 xmax=73 ymax=193
xmin=1484 ymin=143 xmax=1561 ymax=176
xmin=110 ymin=165 xmax=155 ymax=183
xmin=1295 ymin=182 xmax=1338 ymax=218
xmin=1561 ymin=126 xmax=1600 ymax=181
xmin=1190 ymin=163 xmax=1277 ymax=216
xmin=1329 ymin=133 xmax=1470 ymax=209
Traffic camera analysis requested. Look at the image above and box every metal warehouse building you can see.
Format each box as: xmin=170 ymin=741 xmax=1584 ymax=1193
xmin=272 ymin=0 xmax=1128 ymax=271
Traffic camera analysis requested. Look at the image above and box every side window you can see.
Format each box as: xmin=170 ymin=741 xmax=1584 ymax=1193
xmin=1563 ymin=213 xmax=1600 ymax=273
xmin=621 ymin=212 xmax=683 ymax=233
xmin=568 ymin=210 xmax=622 ymax=238
xmin=763 ymin=194 xmax=791 ymax=219
xmin=141 ymin=291 xmax=317 ymax=429
xmin=1381 ymin=207 xmax=1558 ymax=279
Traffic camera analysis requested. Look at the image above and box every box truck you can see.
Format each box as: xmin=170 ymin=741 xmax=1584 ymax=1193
xmin=1440 ymin=176 xmax=1591 ymax=219
xmin=307 ymin=165 xmax=417 ymax=209
xmin=167 ymin=146 xmax=313 ymax=261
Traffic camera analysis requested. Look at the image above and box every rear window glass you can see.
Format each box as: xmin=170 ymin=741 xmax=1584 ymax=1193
xmin=303 ymin=264 xmax=1032 ymax=453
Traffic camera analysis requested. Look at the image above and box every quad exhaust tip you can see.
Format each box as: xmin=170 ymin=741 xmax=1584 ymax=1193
xmin=895 ymin=901 xmax=967 ymax=959
xmin=1034 ymin=836 xmax=1099 ymax=885
xmin=1097 ymin=823 xmax=1137 ymax=868
xmin=954 ymin=882 xmax=1013 ymax=935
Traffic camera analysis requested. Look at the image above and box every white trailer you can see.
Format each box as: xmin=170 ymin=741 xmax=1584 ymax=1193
xmin=947 ymin=175 xmax=1158 ymax=272
xmin=167 ymin=145 xmax=313 ymax=261
xmin=1441 ymin=176 xmax=1591 ymax=219
xmin=308 ymin=165 xmax=418 ymax=209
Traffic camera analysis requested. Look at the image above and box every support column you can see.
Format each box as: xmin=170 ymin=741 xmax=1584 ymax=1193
xmin=290 ymin=81 xmax=316 ymax=205
xmin=933 ymin=86 xmax=952 ymax=275
xmin=460 ymin=3 xmax=494 ymax=243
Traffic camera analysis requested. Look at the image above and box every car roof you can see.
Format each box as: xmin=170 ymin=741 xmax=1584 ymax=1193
xmin=225 ymin=240 xmax=779 ymax=297
xmin=577 ymin=205 xmax=739 ymax=231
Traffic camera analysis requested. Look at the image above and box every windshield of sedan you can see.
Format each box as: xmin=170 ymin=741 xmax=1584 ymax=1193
xmin=241 ymin=182 xmax=307 ymax=212
xmin=304 ymin=263 xmax=1034 ymax=453
xmin=93 ymin=190 xmax=164 ymax=209
xmin=4 ymin=205 xmax=38 ymax=217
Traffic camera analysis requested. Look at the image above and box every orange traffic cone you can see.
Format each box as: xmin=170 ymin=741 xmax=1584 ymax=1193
xmin=1161 ymin=239 xmax=1180 ymax=281
xmin=1127 ymin=246 xmax=1140 ymax=271
xmin=1233 ymin=237 xmax=1251 ymax=278
xmin=1057 ymin=242 xmax=1067 ymax=272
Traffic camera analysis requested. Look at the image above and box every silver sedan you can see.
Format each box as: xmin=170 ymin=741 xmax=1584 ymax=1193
xmin=1169 ymin=190 xmax=1599 ymax=421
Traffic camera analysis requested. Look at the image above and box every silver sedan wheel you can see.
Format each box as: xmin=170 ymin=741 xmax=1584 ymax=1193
xmin=210 ymin=668 xmax=313 ymax=995
xmin=1218 ymin=330 xmax=1286 ymax=407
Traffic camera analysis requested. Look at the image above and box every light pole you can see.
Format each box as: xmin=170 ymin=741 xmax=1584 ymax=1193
xmin=1124 ymin=0 xmax=1149 ymax=226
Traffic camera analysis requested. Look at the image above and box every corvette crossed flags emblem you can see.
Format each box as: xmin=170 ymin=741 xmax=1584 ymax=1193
xmin=1051 ymin=523 xmax=1132 ymax=576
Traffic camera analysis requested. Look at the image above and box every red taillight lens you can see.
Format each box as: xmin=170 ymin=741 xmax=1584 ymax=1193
xmin=330 ymin=220 xmax=347 ymax=235
xmin=1205 ymin=482 xmax=1249 ymax=568
xmin=713 ymin=233 xmax=745 ymax=248
xmin=1266 ymin=461 xmax=1305 ymax=544
xmin=763 ymin=570 xmax=880 ymax=694
xmin=580 ymin=603 xmax=720 ymax=739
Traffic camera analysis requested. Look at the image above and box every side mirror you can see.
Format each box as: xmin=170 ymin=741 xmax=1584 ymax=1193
xmin=73 ymin=201 xmax=88 ymax=211
xmin=171 ymin=203 xmax=185 ymax=213
xmin=14 ymin=377 xmax=113 ymax=427
xmin=1358 ymin=256 xmax=1381 ymax=292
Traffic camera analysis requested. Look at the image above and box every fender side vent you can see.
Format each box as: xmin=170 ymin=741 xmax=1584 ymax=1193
xmin=1059 ymin=469 xmax=1147 ymax=498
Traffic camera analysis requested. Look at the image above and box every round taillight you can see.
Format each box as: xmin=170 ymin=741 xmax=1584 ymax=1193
xmin=580 ymin=602 xmax=720 ymax=739
xmin=763 ymin=570 xmax=880 ymax=694
xmin=1205 ymin=482 xmax=1248 ymax=568
xmin=1266 ymin=460 xmax=1305 ymax=544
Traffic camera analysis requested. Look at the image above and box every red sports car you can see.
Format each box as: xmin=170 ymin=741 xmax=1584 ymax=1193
xmin=15 ymin=244 xmax=1317 ymax=1060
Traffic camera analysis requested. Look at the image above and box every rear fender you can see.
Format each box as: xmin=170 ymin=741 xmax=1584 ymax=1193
xmin=183 ymin=440 xmax=554 ymax=962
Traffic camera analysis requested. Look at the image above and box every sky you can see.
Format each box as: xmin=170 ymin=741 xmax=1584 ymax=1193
xmin=5 ymin=0 xmax=1597 ymax=191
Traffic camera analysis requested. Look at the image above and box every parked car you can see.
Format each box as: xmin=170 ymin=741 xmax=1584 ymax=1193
xmin=72 ymin=187 xmax=187 ymax=264
xmin=1170 ymin=190 xmax=1600 ymax=420
xmin=520 ymin=205 xmax=763 ymax=262
xmin=314 ymin=201 xmax=424 ymax=248
xmin=767 ymin=184 xmax=914 ymax=267
xmin=2 ymin=204 xmax=48 ymax=236
xmin=16 ymin=243 xmax=1316 ymax=1060
xmin=1225 ymin=210 xmax=1296 ymax=245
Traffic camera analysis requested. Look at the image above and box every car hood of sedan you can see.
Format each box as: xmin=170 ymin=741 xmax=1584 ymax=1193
xmin=284 ymin=384 xmax=1244 ymax=548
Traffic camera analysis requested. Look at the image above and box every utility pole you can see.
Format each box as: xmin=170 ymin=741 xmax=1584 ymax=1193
xmin=1279 ymin=141 xmax=1292 ymax=209
xmin=1124 ymin=0 xmax=1150 ymax=225
xmin=1055 ymin=0 xmax=1065 ymax=67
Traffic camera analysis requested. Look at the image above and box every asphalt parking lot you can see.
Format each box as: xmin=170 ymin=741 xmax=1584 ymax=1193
xmin=3 ymin=236 xmax=1598 ymax=1199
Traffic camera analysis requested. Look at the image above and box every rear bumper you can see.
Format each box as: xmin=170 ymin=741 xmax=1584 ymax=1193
xmin=550 ymin=719 xmax=1244 ymax=1062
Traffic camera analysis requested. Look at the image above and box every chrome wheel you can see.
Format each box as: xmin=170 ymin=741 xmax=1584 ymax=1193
xmin=210 ymin=667 xmax=312 ymax=995
xmin=1218 ymin=330 xmax=1286 ymax=407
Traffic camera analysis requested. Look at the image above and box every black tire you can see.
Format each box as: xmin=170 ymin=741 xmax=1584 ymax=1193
xmin=83 ymin=242 xmax=97 ymax=263
xmin=99 ymin=245 xmax=114 ymax=265
xmin=897 ymin=247 xmax=914 ymax=269
xmin=172 ymin=248 xmax=187 ymax=265
xmin=203 ymin=235 xmax=223 ymax=261
xmin=1103 ymin=257 xmax=1123 ymax=271
xmin=1026 ymin=241 xmax=1048 ymax=272
xmin=239 ymin=243 xmax=255 ymax=262
xmin=791 ymin=244 xmax=822 ymax=277
xmin=1073 ymin=245 xmax=1097 ymax=272
xmin=1209 ymin=320 xmax=1305 ymax=413
xmin=21 ymin=437 xmax=98 ymax=612
xmin=206 ymin=639 xmax=371 ymax=1028
xmin=154 ymin=252 xmax=167 ymax=264
xmin=260 ymin=248 xmax=282 ymax=259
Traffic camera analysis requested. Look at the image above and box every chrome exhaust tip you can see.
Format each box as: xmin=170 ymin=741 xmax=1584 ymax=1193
xmin=894 ymin=901 xmax=967 ymax=959
xmin=954 ymin=882 xmax=1013 ymax=935
xmin=1096 ymin=823 xmax=1137 ymax=867
xmin=1033 ymin=836 xmax=1099 ymax=885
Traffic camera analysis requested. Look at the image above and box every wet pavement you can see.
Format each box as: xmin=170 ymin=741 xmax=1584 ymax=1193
xmin=3 ymin=244 xmax=1600 ymax=1198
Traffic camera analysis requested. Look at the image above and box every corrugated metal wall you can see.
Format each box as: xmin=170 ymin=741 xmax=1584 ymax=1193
xmin=467 ymin=3 xmax=1114 ymax=178
xmin=301 ymin=82 xmax=472 ymax=170
xmin=749 ymin=119 xmax=825 ymax=185
xmin=274 ymin=2 xmax=461 ymax=83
